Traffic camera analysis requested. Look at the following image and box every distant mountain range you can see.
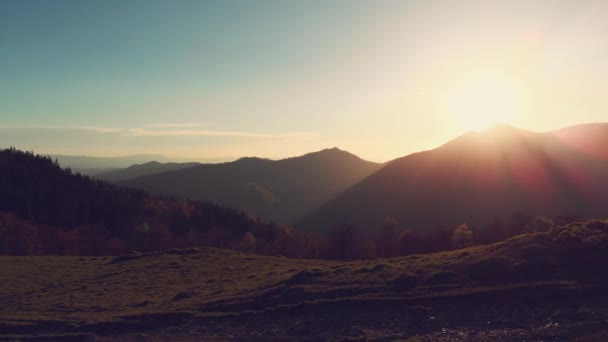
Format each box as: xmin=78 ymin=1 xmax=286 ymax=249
xmin=0 ymin=148 xmax=291 ymax=255
xmin=296 ymin=123 xmax=608 ymax=234
xmin=50 ymin=154 xmax=231 ymax=176
xmin=54 ymin=123 xmax=608 ymax=236
xmin=119 ymin=148 xmax=382 ymax=223
xmin=96 ymin=161 xmax=201 ymax=182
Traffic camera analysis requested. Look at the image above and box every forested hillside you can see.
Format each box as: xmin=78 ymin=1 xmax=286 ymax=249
xmin=119 ymin=148 xmax=381 ymax=224
xmin=0 ymin=148 xmax=308 ymax=256
xmin=95 ymin=161 xmax=201 ymax=182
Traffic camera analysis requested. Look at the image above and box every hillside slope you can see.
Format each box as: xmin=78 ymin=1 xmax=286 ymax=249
xmin=120 ymin=148 xmax=382 ymax=224
xmin=0 ymin=148 xmax=297 ymax=256
xmin=298 ymin=124 xmax=608 ymax=234
xmin=2 ymin=220 xmax=608 ymax=340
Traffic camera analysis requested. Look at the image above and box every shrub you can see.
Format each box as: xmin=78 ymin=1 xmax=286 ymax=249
xmin=452 ymin=224 xmax=474 ymax=249
xmin=524 ymin=216 xmax=554 ymax=233
xmin=552 ymin=219 xmax=608 ymax=252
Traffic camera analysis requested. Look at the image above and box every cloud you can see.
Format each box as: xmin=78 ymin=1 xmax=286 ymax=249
xmin=142 ymin=122 xmax=210 ymax=128
xmin=0 ymin=124 xmax=124 ymax=133
xmin=0 ymin=123 xmax=318 ymax=141
xmin=128 ymin=128 xmax=318 ymax=140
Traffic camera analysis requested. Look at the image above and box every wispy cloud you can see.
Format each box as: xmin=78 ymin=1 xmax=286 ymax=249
xmin=0 ymin=123 xmax=318 ymax=140
xmin=142 ymin=122 xmax=210 ymax=128
xmin=128 ymin=128 xmax=318 ymax=140
xmin=0 ymin=124 xmax=124 ymax=133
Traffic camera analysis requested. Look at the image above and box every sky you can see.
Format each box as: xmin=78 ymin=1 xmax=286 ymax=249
xmin=1 ymin=0 xmax=608 ymax=162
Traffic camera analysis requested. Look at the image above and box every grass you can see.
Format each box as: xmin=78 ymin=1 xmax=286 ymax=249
xmin=1 ymin=232 xmax=607 ymax=339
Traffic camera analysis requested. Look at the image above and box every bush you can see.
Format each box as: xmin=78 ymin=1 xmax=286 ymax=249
xmin=552 ymin=220 xmax=608 ymax=252
xmin=452 ymin=224 xmax=474 ymax=249
xmin=524 ymin=216 xmax=554 ymax=233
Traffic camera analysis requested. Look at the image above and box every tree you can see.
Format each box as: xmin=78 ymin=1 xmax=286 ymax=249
xmin=240 ymin=232 xmax=256 ymax=253
xmin=397 ymin=229 xmax=416 ymax=255
xmin=509 ymin=211 xmax=532 ymax=236
xmin=325 ymin=223 xmax=360 ymax=260
xmin=380 ymin=218 xmax=398 ymax=258
xmin=524 ymin=216 xmax=554 ymax=233
xmin=452 ymin=223 xmax=474 ymax=249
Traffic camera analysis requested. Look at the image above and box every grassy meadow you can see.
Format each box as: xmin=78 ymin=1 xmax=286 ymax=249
xmin=3 ymin=228 xmax=608 ymax=340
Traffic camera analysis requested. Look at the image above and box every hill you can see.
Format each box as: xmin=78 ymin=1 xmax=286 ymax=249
xmin=50 ymin=154 xmax=171 ymax=176
xmin=119 ymin=148 xmax=382 ymax=224
xmin=297 ymin=124 xmax=608 ymax=235
xmin=2 ymin=220 xmax=608 ymax=340
xmin=0 ymin=148 xmax=307 ymax=256
xmin=50 ymin=154 xmax=230 ymax=176
xmin=95 ymin=161 xmax=201 ymax=182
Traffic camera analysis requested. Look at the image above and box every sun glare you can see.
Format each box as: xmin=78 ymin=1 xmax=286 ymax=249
xmin=441 ymin=72 xmax=523 ymax=132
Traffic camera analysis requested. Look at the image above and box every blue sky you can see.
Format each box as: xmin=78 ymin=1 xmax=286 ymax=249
xmin=2 ymin=1 xmax=608 ymax=161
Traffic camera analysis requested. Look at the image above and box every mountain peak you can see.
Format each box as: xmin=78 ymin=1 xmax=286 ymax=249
xmin=294 ymin=147 xmax=364 ymax=162
xmin=442 ymin=124 xmax=535 ymax=150
xmin=133 ymin=161 xmax=162 ymax=167
xmin=478 ymin=124 xmax=533 ymax=136
xmin=235 ymin=156 xmax=272 ymax=164
xmin=316 ymin=147 xmax=347 ymax=155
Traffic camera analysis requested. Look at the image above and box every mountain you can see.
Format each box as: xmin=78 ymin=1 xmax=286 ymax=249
xmin=50 ymin=154 xmax=170 ymax=175
xmin=50 ymin=154 xmax=231 ymax=176
xmin=96 ymin=161 xmax=201 ymax=182
xmin=297 ymin=123 xmax=608 ymax=235
xmin=0 ymin=148 xmax=296 ymax=255
xmin=553 ymin=122 xmax=608 ymax=160
xmin=119 ymin=148 xmax=382 ymax=223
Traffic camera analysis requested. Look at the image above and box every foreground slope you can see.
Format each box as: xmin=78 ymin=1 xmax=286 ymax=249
xmin=120 ymin=148 xmax=382 ymax=224
xmin=2 ymin=220 xmax=608 ymax=340
xmin=298 ymin=124 xmax=608 ymax=234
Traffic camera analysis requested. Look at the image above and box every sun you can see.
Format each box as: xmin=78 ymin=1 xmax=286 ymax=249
xmin=441 ymin=72 xmax=523 ymax=132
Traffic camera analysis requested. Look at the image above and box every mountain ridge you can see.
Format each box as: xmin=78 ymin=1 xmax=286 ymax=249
xmin=296 ymin=123 xmax=608 ymax=235
xmin=119 ymin=148 xmax=382 ymax=224
xmin=96 ymin=161 xmax=201 ymax=182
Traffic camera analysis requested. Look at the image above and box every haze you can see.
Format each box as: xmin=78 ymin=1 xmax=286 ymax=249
xmin=2 ymin=0 xmax=608 ymax=162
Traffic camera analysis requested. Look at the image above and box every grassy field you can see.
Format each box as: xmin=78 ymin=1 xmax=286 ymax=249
xmin=2 ymin=232 xmax=608 ymax=340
